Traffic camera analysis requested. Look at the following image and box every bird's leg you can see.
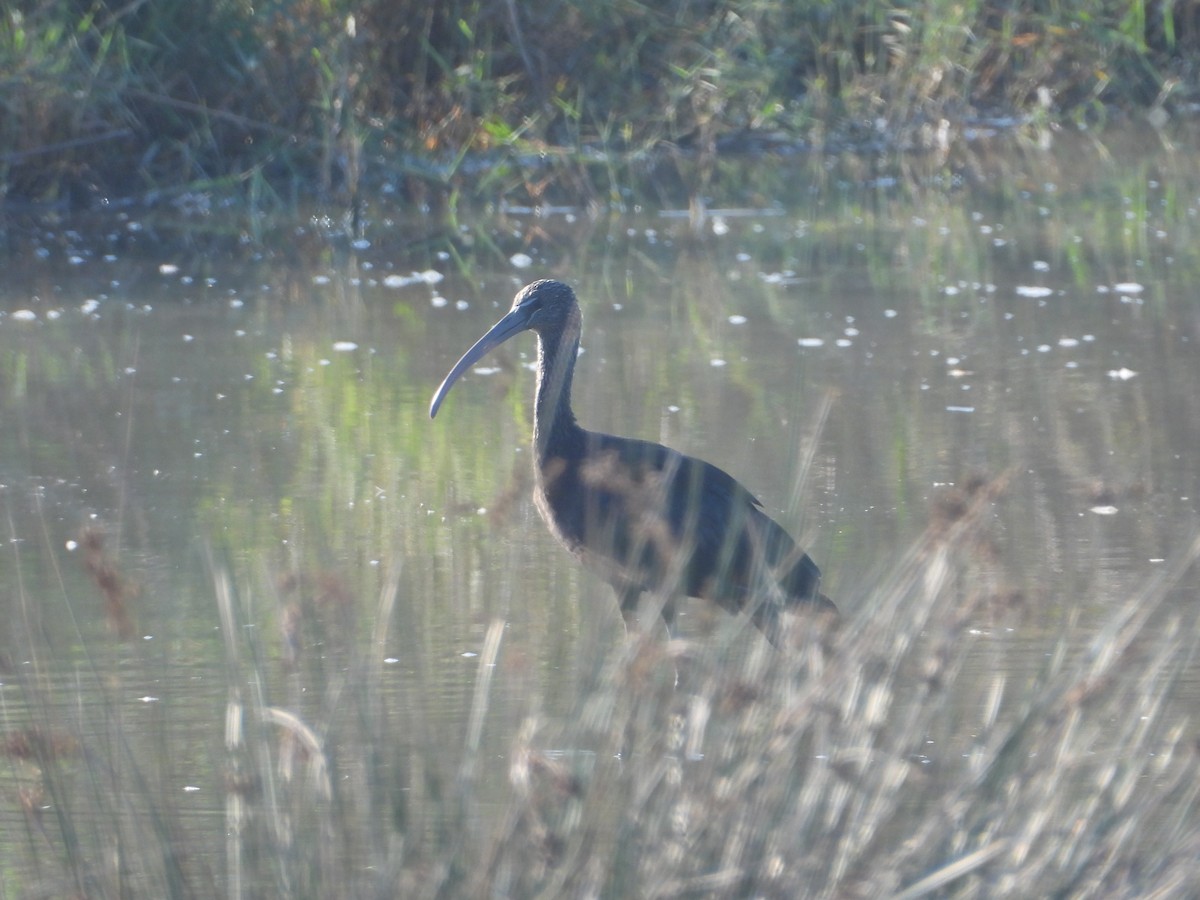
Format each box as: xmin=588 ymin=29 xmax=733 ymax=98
xmin=750 ymin=599 xmax=786 ymax=649
xmin=616 ymin=586 xmax=679 ymax=642
xmin=659 ymin=597 xmax=679 ymax=641
xmin=617 ymin=586 xmax=643 ymax=637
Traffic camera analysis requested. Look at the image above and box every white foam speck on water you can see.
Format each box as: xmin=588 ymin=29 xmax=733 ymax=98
xmin=1015 ymin=285 xmax=1053 ymax=298
xmin=385 ymin=270 xmax=445 ymax=288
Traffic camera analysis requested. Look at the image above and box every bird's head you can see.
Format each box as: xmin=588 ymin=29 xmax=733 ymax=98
xmin=509 ymin=279 xmax=577 ymax=334
xmin=429 ymin=280 xmax=580 ymax=418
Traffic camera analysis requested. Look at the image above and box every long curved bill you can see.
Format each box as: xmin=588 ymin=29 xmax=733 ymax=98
xmin=429 ymin=305 xmax=535 ymax=418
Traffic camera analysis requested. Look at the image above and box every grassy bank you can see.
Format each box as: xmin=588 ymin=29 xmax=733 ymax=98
xmin=1 ymin=0 xmax=1196 ymax=209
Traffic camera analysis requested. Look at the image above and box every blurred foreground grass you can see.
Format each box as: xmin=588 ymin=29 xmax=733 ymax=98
xmin=4 ymin=474 xmax=1198 ymax=898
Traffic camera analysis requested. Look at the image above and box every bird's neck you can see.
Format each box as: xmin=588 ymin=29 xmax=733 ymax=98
xmin=533 ymin=308 xmax=583 ymax=462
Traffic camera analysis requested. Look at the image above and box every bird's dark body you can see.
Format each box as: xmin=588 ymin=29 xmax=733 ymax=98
xmin=430 ymin=279 xmax=833 ymax=645
xmin=535 ymin=431 xmax=823 ymax=629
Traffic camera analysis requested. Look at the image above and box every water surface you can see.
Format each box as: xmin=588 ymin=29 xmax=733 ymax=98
xmin=2 ymin=130 xmax=1198 ymax=894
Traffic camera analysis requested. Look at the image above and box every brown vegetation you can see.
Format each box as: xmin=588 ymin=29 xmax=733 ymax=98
xmin=2 ymin=0 xmax=1197 ymax=207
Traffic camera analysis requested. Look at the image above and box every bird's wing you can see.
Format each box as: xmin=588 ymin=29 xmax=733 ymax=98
xmin=577 ymin=431 xmax=821 ymax=604
xmin=586 ymin=432 xmax=771 ymax=555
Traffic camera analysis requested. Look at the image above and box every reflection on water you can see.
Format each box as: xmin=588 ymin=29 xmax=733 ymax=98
xmin=2 ymin=132 xmax=1199 ymax=893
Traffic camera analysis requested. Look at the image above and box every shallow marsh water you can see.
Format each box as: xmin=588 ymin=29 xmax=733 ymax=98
xmin=2 ymin=130 xmax=1199 ymax=894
